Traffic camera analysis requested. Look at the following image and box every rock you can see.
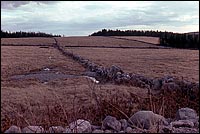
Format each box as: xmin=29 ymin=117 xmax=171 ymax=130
xmin=91 ymin=125 xmax=101 ymax=131
xmin=129 ymin=111 xmax=168 ymax=129
xmin=69 ymin=119 xmax=92 ymax=133
xmin=102 ymin=115 xmax=121 ymax=132
xmin=108 ymin=65 xmax=123 ymax=79
xmin=171 ymin=120 xmax=194 ymax=128
xmin=92 ymin=129 xmax=104 ymax=133
xmin=49 ymin=126 xmax=65 ymax=133
xmin=172 ymin=127 xmax=199 ymax=133
xmin=22 ymin=126 xmax=44 ymax=133
xmin=119 ymin=119 xmax=128 ymax=131
xmin=65 ymin=126 xmax=72 ymax=133
xmin=152 ymin=79 xmax=162 ymax=90
xmin=125 ymin=127 xmax=133 ymax=133
xmin=104 ymin=129 xmax=113 ymax=133
xmin=161 ymin=125 xmax=172 ymax=133
xmin=118 ymin=130 xmax=125 ymax=133
xmin=4 ymin=125 xmax=21 ymax=133
xmin=161 ymin=81 xmax=180 ymax=91
xmin=176 ymin=108 xmax=198 ymax=121
xmin=163 ymin=76 xmax=174 ymax=83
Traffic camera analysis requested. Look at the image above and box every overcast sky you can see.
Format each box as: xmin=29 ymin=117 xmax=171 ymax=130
xmin=1 ymin=1 xmax=199 ymax=36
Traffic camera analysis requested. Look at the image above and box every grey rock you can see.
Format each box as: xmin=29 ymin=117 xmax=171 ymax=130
xmin=104 ymin=129 xmax=113 ymax=133
xmin=92 ymin=129 xmax=104 ymax=133
xmin=69 ymin=119 xmax=92 ymax=133
xmin=171 ymin=120 xmax=194 ymax=128
xmin=176 ymin=107 xmax=198 ymax=121
xmin=49 ymin=126 xmax=65 ymax=133
xmin=5 ymin=125 xmax=21 ymax=133
xmin=194 ymin=121 xmax=199 ymax=128
xmin=65 ymin=126 xmax=72 ymax=133
xmin=119 ymin=119 xmax=128 ymax=131
xmin=91 ymin=125 xmax=101 ymax=131
xmin=161 ymin=125 xmax=173 ymax=133
xmin=152 ymin=79 xmax=162 ymax=90
xmin=118 ymin=130 xmax=125 ymax=133
xmin=125 ymin=127 xmax=133 ymax=133
xmin=172 ymin=127 xmax=199 ymax=133
xmin=163 ymin=76 xmax=174 ymax=83
xmin=129 ymin=111 xmax=168 ymax=129
xmin=22 ymin=126 xmax=44 ymax=133
xmin=102 ymin=115 xmax=121 ymax=132
xmin=162 ymin=81 xmax=180 ymax=91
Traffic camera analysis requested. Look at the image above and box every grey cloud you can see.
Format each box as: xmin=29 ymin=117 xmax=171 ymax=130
xmin=1 ymin=1 xmax=57 ymax=9
xmin=1 ymin=1 xmax=198 ymax=36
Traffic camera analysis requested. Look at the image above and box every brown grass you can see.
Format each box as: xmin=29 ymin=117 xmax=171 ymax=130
xmin=62 ymin=47 xmax=199 ymax=83
xmin=1 ymin=37 xmax=54 ymax=46
xmin=113 ymin=36 xmax=160 ymax=44
xmin=1 ymin=46 xmax=85 ymax=79
xmin=1 ymin=37 xmax=199 ymax=132
xmin=55 ymin=36 xmax=160 ymax=48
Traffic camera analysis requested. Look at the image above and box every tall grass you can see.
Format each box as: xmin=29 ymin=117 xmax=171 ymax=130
xmin=1 ymin=77 xmax=199 ymax=132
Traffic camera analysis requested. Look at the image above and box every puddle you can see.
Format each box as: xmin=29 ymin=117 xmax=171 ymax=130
xmin=9 ymin=67 xmax=99 ymax=84
xmin=10 ymin=72 xmax=82 ymax=82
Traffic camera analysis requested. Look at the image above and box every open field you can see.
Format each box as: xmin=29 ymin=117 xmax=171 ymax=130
xmin=55 ymin=36 xmax=162 ymax=48
xmin=1 ymin=36 xmax=199 ymax=132
xmin=1 ymin=37 xmax=54 ymax=46
xmin=63 ymin=47 xmax=199 ymax=83
xmin=112 ymin=36 xmax=160 ymax=44
xmin=1 ymin=46 xmax=85 ymax=80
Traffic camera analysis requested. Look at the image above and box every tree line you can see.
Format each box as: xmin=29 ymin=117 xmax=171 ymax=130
xmin=90 ymin=29 xmax=199 ymax=49
xmin=1 ymin=30 xmax=61 ymax=38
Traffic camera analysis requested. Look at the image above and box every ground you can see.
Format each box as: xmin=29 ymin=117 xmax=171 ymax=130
xmin=1 ymin=36 xmax=199 ymax=131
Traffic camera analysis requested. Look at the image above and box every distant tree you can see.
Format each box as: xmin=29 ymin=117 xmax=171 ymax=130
xmin=1 ymin=30 xmax=61 ymax=38
xmin=90 ymin=29 xmax=199 ymax=49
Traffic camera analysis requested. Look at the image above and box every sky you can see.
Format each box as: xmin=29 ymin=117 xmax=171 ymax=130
xmin=1 ymin=1 xmax=199 ymax=36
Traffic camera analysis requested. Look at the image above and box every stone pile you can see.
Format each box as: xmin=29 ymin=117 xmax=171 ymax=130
xmin=5 ymin=107 xmax=199 ymax=133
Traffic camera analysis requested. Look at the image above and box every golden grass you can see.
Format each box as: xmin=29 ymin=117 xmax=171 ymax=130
xmin=62 ymin=47 xmax=199 ymax=83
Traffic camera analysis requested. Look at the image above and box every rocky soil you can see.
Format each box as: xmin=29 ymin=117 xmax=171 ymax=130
xmin=5 ymin=107 xmax=199 ymax=133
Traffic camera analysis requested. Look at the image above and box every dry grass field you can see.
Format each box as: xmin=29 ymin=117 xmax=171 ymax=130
xmin=1 ymin=37 xmax=54 ymax=46
xmin=112 ymin=36 xmax=160 ymax=44
xmin=55 ymin=36 xmax=161 ymax=48
xmin=1 ymin=36 xmax=199 ymax=132
xmin=1 ymin=46 xmax=85 ymax=79
xmin=64 ymin=47 xmax=199 ymax=83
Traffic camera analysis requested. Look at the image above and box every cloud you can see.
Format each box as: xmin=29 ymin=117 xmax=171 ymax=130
xmin=1 ymin=1 xmax=199 ymax=35
xmin=1 ymin=1 xmax=57 ymax=9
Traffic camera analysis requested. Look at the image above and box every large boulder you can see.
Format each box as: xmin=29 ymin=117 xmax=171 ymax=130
xmin=4 ymin=125 xmax=21 ymax=133
xmin=102 ymin=115 xmax=121 ymax=132
xmin=68 ymin=119 xmax=92 ymax=133
xmin=175 ymin=108 xmax=198 ymax=121
xmin=129 ymin=111 xmax=168 ymax=129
